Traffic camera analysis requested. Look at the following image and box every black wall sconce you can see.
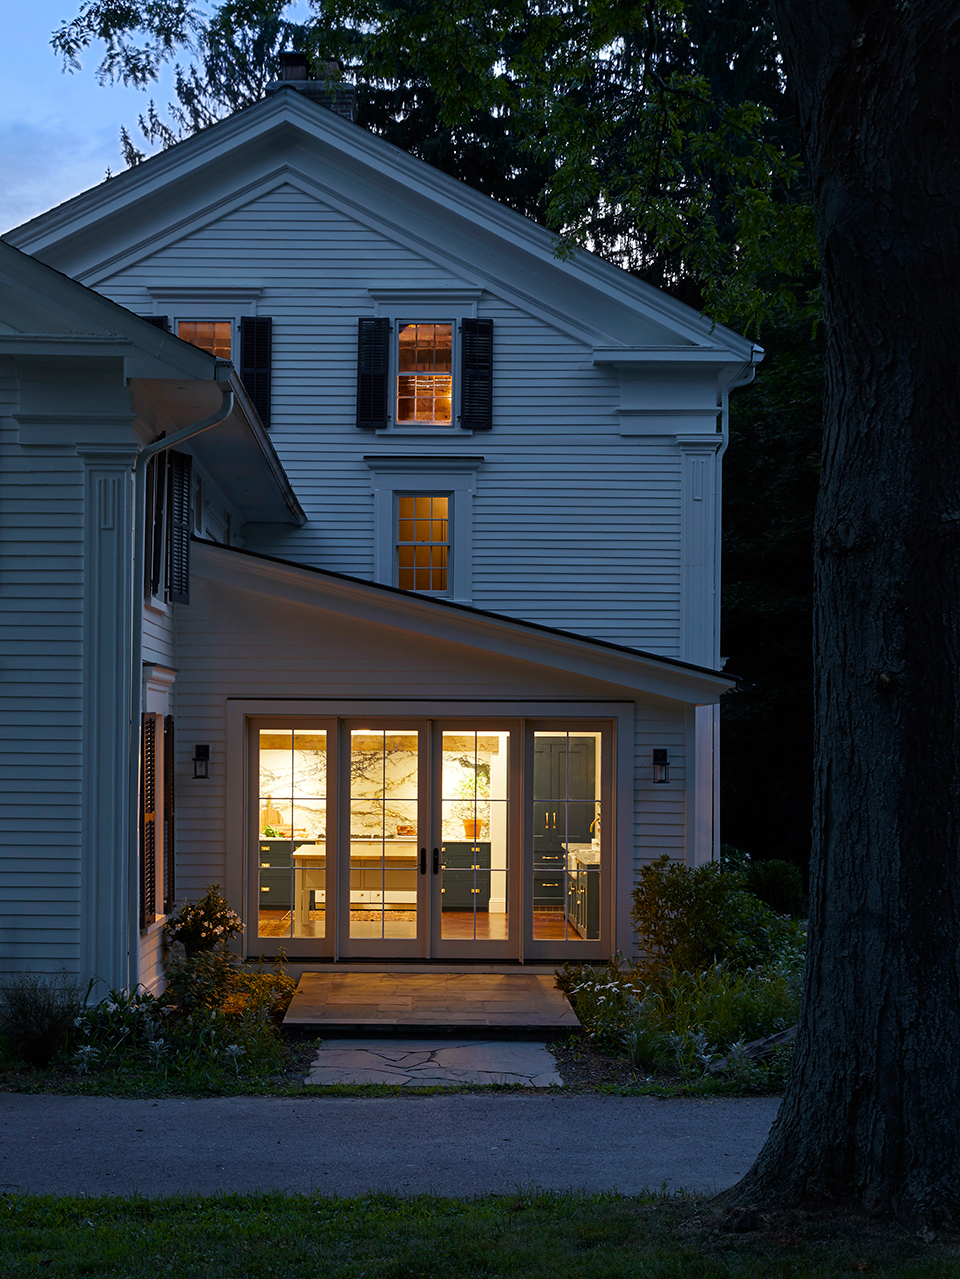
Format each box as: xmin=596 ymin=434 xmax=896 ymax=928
xmin=652 ymin=749 xmax=670 ymax=784
xmin=192 ymin=744 xmax=210 ymax=779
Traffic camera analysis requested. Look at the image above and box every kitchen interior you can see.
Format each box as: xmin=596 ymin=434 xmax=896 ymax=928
xmin=256 ymin=727 xmax=601 ymax=945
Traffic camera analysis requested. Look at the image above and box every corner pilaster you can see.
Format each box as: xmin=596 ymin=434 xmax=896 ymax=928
xmin=77 ymin=443 xmax=139 ymax=992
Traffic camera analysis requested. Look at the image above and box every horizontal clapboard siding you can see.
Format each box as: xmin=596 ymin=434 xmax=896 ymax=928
xmin=171 ymin=575 xmax=686 ymax=906
xmin=0 ymin=422 xmax=84 ymax=974
xmin=97 ymin=183 xmax=687 ymax=656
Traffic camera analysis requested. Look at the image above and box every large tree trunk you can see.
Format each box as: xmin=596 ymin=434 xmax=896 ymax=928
xmin=727 ymin=1 xmax=960 ymax=1222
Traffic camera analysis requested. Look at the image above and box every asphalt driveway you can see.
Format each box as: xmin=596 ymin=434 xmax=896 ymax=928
xmin=0 ymin=1092 xmax=780 ymax=1198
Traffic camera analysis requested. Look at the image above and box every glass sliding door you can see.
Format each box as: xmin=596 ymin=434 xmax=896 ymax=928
xmin=347 ymin=729 xmax=421 ymax=943
xmin=256 ymin=729 xmax=327 ymax=941
xmin=532 ymin=731 xmax=602 ymax=942
xmin=438 ymin=730 xmax=511 ymax=948
xmin=249 ymin=716 xmax=609 ymax=961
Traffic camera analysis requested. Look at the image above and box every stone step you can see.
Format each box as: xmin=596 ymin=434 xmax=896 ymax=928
xmin=283 ymin=971 xmax=580 ymax=1036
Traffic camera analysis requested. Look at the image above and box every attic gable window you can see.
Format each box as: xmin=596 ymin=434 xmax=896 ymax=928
xmin=177 ymin=320 xmax=233 ymax=359
xmin=397 ymin=323 xmax=453 ymax=425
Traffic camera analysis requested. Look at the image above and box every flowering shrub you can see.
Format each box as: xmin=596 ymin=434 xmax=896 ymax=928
xmin=558 ymin=938 xmax=804 ymax=1080
xmin=165 ymin=884 xmax=242 ymax=957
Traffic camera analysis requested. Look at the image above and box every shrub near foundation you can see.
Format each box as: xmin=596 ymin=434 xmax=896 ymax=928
xmin=558 ymin=855 xmax=805 ymax=1081
xmin=631 ymin=854 xmax=797 ymax=976
xmin=0 ymin=971 xmax=88 ymax=1067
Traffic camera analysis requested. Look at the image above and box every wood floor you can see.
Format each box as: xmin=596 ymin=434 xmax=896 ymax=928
xmin=258 ymin=909 xmax=584 ymax=941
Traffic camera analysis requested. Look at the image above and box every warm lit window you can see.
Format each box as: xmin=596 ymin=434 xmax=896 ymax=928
xmin=177 ymin=320 xmax=233 ymax=359
xmin=397 ymin=323 xmax=452 ymax=424
xmin=397 ymin=495 xmax=449 ymax=592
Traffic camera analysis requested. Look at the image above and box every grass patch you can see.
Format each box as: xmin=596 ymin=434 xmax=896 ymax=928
xmin=0 ymin=1190 xmax=957 ymax=1278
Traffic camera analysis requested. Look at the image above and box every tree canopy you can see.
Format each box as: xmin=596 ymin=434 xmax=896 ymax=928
xmin=52 ymin=0 xmax=816 ymax=330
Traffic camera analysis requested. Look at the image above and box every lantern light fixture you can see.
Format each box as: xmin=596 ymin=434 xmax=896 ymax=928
xmin=652 ymin=749 xmax=669 ymax=784
xmin=192 ymin=744 xmax=210 ymax=779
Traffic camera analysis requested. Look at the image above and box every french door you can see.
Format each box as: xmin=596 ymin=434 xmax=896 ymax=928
xmin=250 ymin=717 xmax=608 ymax=960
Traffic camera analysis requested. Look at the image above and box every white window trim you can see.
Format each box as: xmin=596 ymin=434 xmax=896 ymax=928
xmin=364 ymin=454 xmax=484 ymax=603
xmin=367 ymin=289 xmax=484 ymax=435
xmin=146 ymin=287 xmax=264 ymax=359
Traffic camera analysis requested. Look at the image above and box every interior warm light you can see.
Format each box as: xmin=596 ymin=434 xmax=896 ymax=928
xmin=397 ymin=322 xmax=453 ymax=424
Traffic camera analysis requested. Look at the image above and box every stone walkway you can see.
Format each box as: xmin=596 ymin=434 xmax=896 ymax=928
xmin=305 ymin=1037 xmax=562 ymax=1086
xmin=284 ymin=971 xmax=579 ymax=1032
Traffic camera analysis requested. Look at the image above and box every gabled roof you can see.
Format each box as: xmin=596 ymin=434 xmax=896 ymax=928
xmin=0 ymin=241 xmax=303 ymax=525
xmin=192 ymin=537 xmax=740 ymax=704
xmin=5 ymin=88 xmax=756 ymax=365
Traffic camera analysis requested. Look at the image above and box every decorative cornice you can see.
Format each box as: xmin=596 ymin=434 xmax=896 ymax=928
xmin=147 ymin=287 xmax=264 ymax=302
xmin=363 ymin=454 xmax=485 ymax=474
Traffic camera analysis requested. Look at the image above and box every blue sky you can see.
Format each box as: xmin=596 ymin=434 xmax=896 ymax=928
xmin=0 ymin=1 xmax=311 ymax=233
xmin=0 ymin=0 xmax=184 ymax=232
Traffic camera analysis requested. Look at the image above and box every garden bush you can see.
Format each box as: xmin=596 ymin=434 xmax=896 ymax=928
xmin=0 ymin=970 xmax=88 ymax=1067
xmin=743 ymin=858 xmax=805 ymax=917
xmin=558 ymin=936 xmax=804 ymax=1082
xmin=631 ymin=854 xmax=797 ymax=976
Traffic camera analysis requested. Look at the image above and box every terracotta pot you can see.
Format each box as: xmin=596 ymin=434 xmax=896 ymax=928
xmin=462 ymin=818 xmax=486 ymax=838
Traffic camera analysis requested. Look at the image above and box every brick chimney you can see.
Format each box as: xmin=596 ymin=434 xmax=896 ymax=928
xmin=265 ymin=53 xmax=357 ymax=122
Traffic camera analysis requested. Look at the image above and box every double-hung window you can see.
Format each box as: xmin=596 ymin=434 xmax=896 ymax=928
xmin=356 ymin=297 xmax=493 ymax=432
xmin=397 ymin=495 xmax=449 ymax=592
xmin=365 ymin=455 xmax=484 ymax=602
xmin=141 ymin=289 xmax=273 ymax=426
xmin=396 ymin=323 xmax=453 ymax=425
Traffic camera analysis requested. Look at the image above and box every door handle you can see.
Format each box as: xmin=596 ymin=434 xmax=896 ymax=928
xmin=419 ymin=847 xmax=426 ymax=875
xmin=432 ymin=848 xmax=439 ymax=875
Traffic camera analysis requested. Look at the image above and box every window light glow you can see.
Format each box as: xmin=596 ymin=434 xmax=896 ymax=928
xmin=397 ymin=322 xmax=452 ymax=424
xmin=177 ymin=320 xmax=233 ymax=359
xmin=397 ymin=494 xmax=449 ymax=592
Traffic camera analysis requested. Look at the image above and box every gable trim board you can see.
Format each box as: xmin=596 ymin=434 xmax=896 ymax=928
xmin=5 ymin=91 xmax=758 ymax=362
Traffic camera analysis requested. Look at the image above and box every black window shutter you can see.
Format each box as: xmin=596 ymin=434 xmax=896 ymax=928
xmin=163 ymin=714 xmax=176 ymax=915
xmin=460 ymin=318 xmax=493 ymax=430
xmin=140 ymin=714 xmax=157 ymax=928
xmin=356 ymin=317 xmax=390 ymax=429
xmin=141 ymin=315 xmax=169 ymax=331
xmin=167 ymin=451 xmax=192 ymax=604
xmin=240 ymin=316 xmax=272 ymax=427
xmin=148 ymin=456 xmax=167 ymax=597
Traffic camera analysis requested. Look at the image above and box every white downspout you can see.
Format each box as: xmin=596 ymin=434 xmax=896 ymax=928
xmin=126 ymin=366 xmax=235 ymax=988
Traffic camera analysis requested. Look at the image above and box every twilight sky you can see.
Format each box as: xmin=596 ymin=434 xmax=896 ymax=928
xmin=0 ymin=0 xmax=183 ymax=232
xmin=0 ymin=0 xmax=311 ymax=234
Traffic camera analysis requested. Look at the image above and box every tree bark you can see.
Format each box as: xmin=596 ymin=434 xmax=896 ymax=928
xmin=725 ymin=0 xmax=960 ymax=1223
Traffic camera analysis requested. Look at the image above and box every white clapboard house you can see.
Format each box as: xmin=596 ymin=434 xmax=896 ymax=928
xmin=1 ymin=67 xmax=758 ymax=992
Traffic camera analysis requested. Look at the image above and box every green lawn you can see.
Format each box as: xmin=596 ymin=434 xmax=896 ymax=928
xmin=1 ymin=1192 xmax=957 ymax=1278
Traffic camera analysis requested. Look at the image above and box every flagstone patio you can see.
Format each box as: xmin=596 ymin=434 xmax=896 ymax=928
xmin=305 ymin=1037 xmax=563 ymax=1086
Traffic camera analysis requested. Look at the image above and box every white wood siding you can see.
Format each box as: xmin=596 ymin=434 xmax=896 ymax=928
xmin=171 ymin=572 xmax=686 ymax=926
xmin=96 ymin=184 xmax=688 ymax=656
xmin=0 ymin=414 xmax=84 ymax=974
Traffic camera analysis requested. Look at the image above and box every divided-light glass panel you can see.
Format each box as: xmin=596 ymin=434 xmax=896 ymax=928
xmin=349 ymin=731 xmax=419 ymax=939
xmin=177 ymin=320 xmax=233 ymax=359
xmin=440 ymin=731 xmax=509 ymax=941
xmin=397 ymin=322 xmax=453 ymax=424
xmin=257 ymin=730 xmax=327 ymax=940
xmin=397 ymin=495 xmax=448 ymax=592
xmin=532 ymin=731 xmax=601 ymax=941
